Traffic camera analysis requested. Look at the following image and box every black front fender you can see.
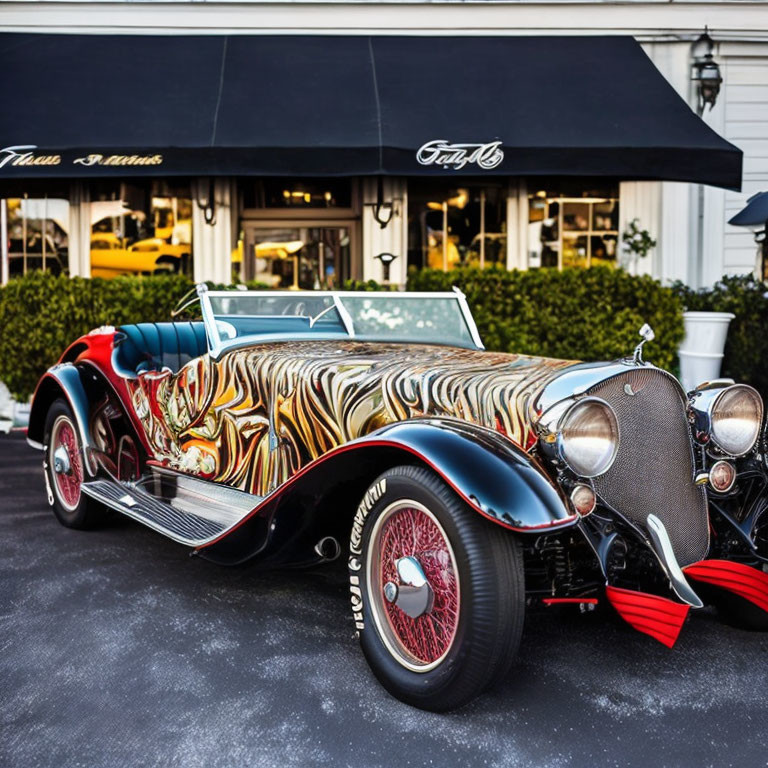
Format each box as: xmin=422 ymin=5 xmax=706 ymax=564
xmin=199 ymin=417 xmax=576 ymax=565
xmin=358 ymin=419 xmax=575 ymax=532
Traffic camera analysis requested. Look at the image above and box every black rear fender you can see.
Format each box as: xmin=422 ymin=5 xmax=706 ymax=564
xmin=27 ymin=363 xmax=143 ymax=478
xmin=27 ymin=365 xmax=94 ymax=456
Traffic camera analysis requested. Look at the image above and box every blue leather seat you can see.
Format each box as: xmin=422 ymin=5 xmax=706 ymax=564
xmin=113 ymin=322 xmax=208 ymax=376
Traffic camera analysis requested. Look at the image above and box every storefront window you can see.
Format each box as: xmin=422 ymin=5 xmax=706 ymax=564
xmin=241 ymin=179 xmax=353 ymax=209
xmin=89 ymin=181 xmax=193 ymax=279
xmin=4 ymin=195 xmax=70 ymax=278
xmin=237 ymin=225 xmax=351 ymax=289
xmin=407 ymin=182 xmax=506 ymax=271
xmin=527 ymin=181 xmax=619 ymax=269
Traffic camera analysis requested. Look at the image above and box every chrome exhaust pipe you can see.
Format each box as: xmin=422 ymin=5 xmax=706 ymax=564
xmin=314 ymin=536 xmax=341 ymax=562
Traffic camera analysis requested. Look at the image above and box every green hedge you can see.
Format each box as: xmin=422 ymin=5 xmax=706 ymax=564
xmin=0 ymin=267 xmax=686 ymax=401
xmin=672 ymin=275 xmax=768 ymax=399
xmin=0 ymin=271 xmax=195 ymax=399
xmin=407 ymin=267 xmax=685 ymax=372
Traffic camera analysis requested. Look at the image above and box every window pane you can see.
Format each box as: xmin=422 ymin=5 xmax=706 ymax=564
xmin=206 ymin=292 xmax=476 ymax=348
xmin=562 ymin=202 xmax=590 ymax=232
xmin=342 ymin=296 xmax=474 ymax=347
xmin=407 ymin=181 xmax=506 ymax=271
xmin=527 ymin=180 xmax=619 ymax=270
xmin=243 ymin=226 xmax=350 ymax=289
xmin=6 ymin=196 xmax=69 ymax=277
xmin=89 ymin=181 xmax=193 ymax=279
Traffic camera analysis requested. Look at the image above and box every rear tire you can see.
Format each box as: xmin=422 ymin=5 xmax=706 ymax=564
xmin=349 ymin=465 xmax=525 ymax=711
xmin=714 ymin=590 xmax=768 ymax=631
xmin=43 ymin=399 xmax=103 ymax=529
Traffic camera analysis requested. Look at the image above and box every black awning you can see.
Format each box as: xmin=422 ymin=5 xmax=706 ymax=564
xmin=0 ymin=34 xmax=742 ymax=189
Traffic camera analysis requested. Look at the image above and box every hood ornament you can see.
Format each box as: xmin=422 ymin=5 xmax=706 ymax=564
xmin=632 ymin=324 xmax=655 ymax=365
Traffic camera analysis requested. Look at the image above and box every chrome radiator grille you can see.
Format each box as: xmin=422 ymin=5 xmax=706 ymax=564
xmin=588 ymin=368 xmax=709 ymax=566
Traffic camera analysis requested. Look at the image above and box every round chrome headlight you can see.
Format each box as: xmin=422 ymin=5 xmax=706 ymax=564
xmin=558 ymin=398 xmax=620 ymax=478
xmin=710 ymin=384 xmax=763 ymax=456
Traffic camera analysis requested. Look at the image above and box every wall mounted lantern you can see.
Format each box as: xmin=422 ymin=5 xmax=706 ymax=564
xmin=195 ymin=178 xmax=216 ymax=225
xmin=691 ymin=28 xmax=723 ymax=116
xmin=367 ymin=177 xmax=395 ymax=229
xmin=374 ymin=251 xmax=398 ymax=282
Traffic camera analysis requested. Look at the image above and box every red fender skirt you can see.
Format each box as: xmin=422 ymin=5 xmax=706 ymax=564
xmin=683 ymin=559 xmax=768 ymax=614
xmin=605 ymin=586 xmax=690 ymax=648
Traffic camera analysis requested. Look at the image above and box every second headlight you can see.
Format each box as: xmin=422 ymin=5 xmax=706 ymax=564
xmin=557 ymin=397 xmax=620 ymax=478
xmin=711 ymin=384 xmax=763 ymax=456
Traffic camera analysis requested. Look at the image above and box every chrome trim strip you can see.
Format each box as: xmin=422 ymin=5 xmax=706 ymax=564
xmin=530 ymin=362 xmax=689 ymax=435
xmin=331 ymin=292 xmax=357 ymax=339
xmin=452 ymin=285 xmax=485 ymax=350
xmin=203 ymin=288 xmax=465 ymax=300
xmin=646 ymin=514 xmax=704 ymax=608
xmin=198 ymin=283 xmax=223 ymax=358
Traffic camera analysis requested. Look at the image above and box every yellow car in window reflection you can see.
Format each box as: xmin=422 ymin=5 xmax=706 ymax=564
xmin=90 ymin=234 xmax=191 ymax=279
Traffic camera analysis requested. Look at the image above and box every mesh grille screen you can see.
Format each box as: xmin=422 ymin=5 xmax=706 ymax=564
xmin=589 ymin=369 xmax=709 ymax=566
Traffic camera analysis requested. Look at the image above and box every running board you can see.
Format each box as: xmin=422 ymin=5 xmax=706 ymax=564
xmin=81 ymin=471 xmax=260 ymax=546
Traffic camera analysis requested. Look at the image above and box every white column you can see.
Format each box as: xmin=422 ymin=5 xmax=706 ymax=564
xmin=658 ymin=182 xmax=691 ymax=284
xmin=645 ymin=38 xmax=729 ymax=288
xmin=0 ymin=199 xmax=7 ymax=286
xmin=506 ymin=178 xmax=528 ymax=271
xmin=361 ymin=177 xmax=407 ymax=287
xmin=619 ymin=181 xmax=661 ymax=277
xmin=68 ymin=181 xmax=91 ymax=278
xmin=642 ymin=41 xmax=697 ymax=285
xmin=192 ymin=178 xmax=234 ymax=285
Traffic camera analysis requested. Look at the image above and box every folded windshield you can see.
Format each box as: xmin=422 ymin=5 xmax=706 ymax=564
xmin=196 ymin=288 xmax=482 ymax=355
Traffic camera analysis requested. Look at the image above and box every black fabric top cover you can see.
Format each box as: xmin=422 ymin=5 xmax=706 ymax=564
xmin=0 ymin=33 xmax=742 ymax=189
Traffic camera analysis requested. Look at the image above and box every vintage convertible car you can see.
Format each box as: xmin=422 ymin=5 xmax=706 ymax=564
xmin=27 ymin=285 xmax=768 ymax=711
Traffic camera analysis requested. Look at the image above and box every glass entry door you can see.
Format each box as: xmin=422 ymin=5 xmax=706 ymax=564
xmin=240 ymin=223 xmax=352 ymax=289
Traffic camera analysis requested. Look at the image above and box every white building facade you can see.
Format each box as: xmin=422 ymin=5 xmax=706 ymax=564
xmin=1 ymin=0 xmax=766 ymax=289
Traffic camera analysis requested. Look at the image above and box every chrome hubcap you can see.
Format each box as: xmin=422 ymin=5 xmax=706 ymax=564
xmin=53 ymin=445 xmax=71 ymax=475
xmin=383 ymin=556 xmax=435 ymax=619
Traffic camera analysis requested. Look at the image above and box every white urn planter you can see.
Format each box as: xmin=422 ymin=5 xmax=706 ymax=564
xmin=678 ymin=311 xmax=735 ymax=393
xmin=0 ymin=380 xmax=30 ymax=433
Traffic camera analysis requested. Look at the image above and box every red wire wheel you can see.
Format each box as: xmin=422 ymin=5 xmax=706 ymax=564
xmin=367 ymin=500 xmax=460 ymax=672
xmin=49 ymin=415 xmax=83 ymax=511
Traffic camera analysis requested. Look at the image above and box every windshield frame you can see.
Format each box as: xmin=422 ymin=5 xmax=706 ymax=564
xmin=192 ymin=284 xmax=484 ymax=358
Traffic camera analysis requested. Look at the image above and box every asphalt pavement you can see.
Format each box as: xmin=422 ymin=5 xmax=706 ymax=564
xmin=2 ymin=431 xmax=767 ymax=768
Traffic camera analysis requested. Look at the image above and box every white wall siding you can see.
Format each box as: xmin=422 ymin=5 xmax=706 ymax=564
xmin=3 ymin=2 xmax=768 ymax=37
xmin=720 ymin=55 xmax=768 ymax=277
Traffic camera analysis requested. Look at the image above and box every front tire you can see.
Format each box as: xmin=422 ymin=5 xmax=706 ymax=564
xmin=43 ymin=399 xmax=102 ymax=529
xmin=349 ymin=465 xmax=525 ymax=711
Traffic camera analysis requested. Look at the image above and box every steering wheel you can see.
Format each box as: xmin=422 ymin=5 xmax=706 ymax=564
xmin=280 ymin=300 xmax=307 ymax=316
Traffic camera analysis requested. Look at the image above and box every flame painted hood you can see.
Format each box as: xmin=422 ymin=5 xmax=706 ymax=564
xmin=128 ymin=341 xmax=575 ymax=495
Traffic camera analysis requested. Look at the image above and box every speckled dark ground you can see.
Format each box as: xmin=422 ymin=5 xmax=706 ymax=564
xmin=2 ymin=432 xmax=768 ymax=767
